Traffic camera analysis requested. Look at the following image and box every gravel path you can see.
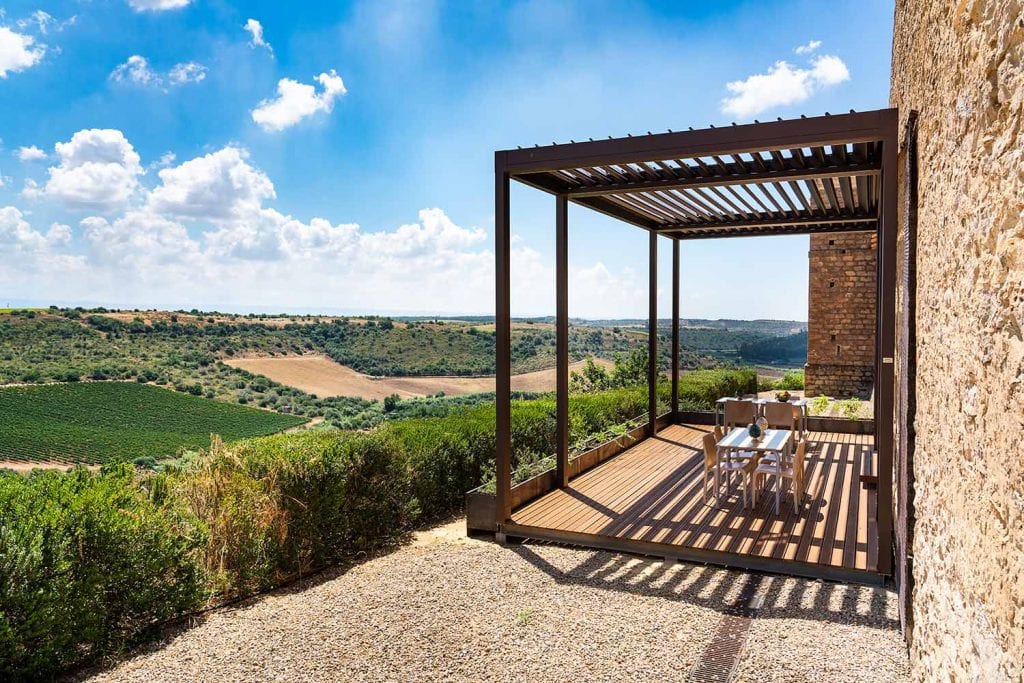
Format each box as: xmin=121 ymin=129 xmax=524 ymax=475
xmin=83 ymin=521 xmax=909 ymax=682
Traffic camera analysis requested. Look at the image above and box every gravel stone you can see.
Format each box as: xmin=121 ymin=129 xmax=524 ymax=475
xmin=82 ymin=520 xmax=909 ymax=682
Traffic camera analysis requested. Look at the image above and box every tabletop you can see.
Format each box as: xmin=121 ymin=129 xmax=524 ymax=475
xmin=717 ymin=427 xmax=792 ymax=452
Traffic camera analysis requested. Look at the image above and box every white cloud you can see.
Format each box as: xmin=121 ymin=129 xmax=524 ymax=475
xmin=126 ymin=0 xmax=192 ymax=11
xmin=794 ymin=39 xmax=821 ymax=55
xmin=720 ymin=54 xmax=850 ymax=118
xmin=0 ymin=26 xmax=46 ymax=78
xmin=37 ymin=129 xmax=143 ymax=211
xmin=244 ymin=18 xmax=273 ymax=55
xmin=167 ymin=61 xmax=206 ymax=84
xmin=17 ymin=145 xmax=46 ymax=161
xmin=110 ymin=55 xmax=206 ymax=90
xmin=147 ymin=146 xmax=275 ymax=221
xmin=5 ymin=129 xmax=648 ymax=315
xmin=251 ymin=70 xmax=347 ymax=132
xmin=0 ymin=205 xmax=70 ymax=252
xmin=16 ymin=10 xmax=75 ymax=35
xmin=110 ymin=55 xmax=157 ymax=86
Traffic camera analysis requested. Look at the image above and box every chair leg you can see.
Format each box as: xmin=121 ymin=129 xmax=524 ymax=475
xmin=703 ymin=469 xmax=708 ymax=504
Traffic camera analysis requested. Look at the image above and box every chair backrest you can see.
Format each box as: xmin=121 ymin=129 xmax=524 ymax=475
xmin=713 ymin=425 xmax=724 ymax=442
xmin=724 ymin=399 xmax=755 ymax=428
xmin=764 ymin=401 xmax=797 ymax=430
xmin=702 ymin=433 xmax=717 ymax=469
xmin=793 ymin=439 xmax=807 ymax=479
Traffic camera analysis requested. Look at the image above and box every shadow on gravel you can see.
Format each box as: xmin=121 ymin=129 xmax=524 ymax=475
xmin=508 ymin=543 xmax=900 ymax=631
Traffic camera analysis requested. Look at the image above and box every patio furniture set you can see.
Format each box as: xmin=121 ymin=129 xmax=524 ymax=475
xmin=704 ymin=399 xmax=809 ymax=515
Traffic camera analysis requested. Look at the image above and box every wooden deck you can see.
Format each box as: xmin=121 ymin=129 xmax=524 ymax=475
xmin=506 ymin=424 xmax=880 ymax=583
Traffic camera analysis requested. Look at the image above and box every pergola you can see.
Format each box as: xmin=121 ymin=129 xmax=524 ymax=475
xmin=492 ymin=108 xmax=899 ymax=580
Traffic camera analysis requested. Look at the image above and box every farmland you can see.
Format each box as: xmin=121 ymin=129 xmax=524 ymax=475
xmin=0 ymin=382 xmax=307 ymax=466
xmin=223 ymin=355 xmax=614 ymax=399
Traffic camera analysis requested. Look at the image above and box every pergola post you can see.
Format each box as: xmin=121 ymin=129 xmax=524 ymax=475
xmin=555 ymin=195 xmax=569 ymax=487
xmin=671 ymin=239 xmax=680 ymax=421
xmin=494 ymin=153 xmax=512 ymax=525
xmin=648 ymin=230 xmax=658 ymax=435
xmin=875 ymin=112 xmax=899 ymax=575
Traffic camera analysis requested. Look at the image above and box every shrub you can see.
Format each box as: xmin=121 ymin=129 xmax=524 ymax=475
xmin=777 ymin=369 xmax=805 ymax=390
xmin=0 ymin=466 xmax=204 ymax=680
xmin=676 ymin=368 xmax=758 ymax=410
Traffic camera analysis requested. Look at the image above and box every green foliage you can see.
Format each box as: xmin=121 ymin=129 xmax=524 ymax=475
xmin=675 ymin=368 xmax=758 ymax=410
xmin=777 ymin=369 xmax=805 ymax=390
xmin=0 ymin=383 xmax=306 ymax=465
xmin=837 ymin=397 xmax=863 ymax=419
xmin=0 ymin=466 xmax=205 ymax=680
xmin=809 ymin=394 xmax=830 ymax=416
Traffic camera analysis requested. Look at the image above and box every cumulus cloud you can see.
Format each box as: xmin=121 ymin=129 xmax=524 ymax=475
xmin=794 ymin=39 xmax=821 ymax=55
xmin=35 ymin=129 xmax=143 ymax=211
xmin=0 ymin=25 xmax=46 ymax=78
xmin=244 ymin=18 xmax=273 ymax=55
xmin=251 ymin=70 xmax=347 ymax=132
xmin=17 ymin=145 xmax=46 ymax=161
xmin=147 ymin=146 xmax=275 ymax=221
xmin=110 ymin=55 xmax=206 ymax=90
xmin=6 ymin=129 xmax=648 ymax=315
xmin=0 ymin=205 xmax=70 ymax=252
xmin=720 ymin=54 xmax=850 ymax=118
xmin=126 ymin=0 xmax=192 ymax=11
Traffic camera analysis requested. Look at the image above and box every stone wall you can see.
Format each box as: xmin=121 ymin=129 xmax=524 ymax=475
xmin=805 ymin=231 xmax=877 ymax=398
xmin=891 ymin=0 xmax=1023 ymax=680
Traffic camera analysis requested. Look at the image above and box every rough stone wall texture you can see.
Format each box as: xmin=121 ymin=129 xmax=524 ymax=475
xmin=805 ymin=231 xmax=877 ymax=398
xmin=891 ymin=0 xmax=1024 ymax=680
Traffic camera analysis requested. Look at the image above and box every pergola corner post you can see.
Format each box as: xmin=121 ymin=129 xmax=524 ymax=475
xmin=648 ymin=230 xmax=658 ymax=436
xmin=875 ymin=110 xmax=899 ymax=575
xmin=671 ymin=239 xmax=680 ymax=422
xmin=555 ymin=195 xmax=570 ymax=488
xmin=494 ymin=152 xmax=512 ymax=526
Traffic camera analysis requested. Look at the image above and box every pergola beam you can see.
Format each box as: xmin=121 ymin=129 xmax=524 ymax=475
xmin=503 ymin=110 xmax=892 ymax=173
xmin=566 ymin=162 xmax=880 ymax=198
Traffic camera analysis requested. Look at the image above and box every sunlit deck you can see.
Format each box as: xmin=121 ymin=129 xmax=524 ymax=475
xmin=505 ymin=423 xmax=880 ymax=584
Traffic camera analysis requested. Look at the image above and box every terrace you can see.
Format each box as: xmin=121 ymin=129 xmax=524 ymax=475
xmin=471 ymin=108 xmax=899 ymax=584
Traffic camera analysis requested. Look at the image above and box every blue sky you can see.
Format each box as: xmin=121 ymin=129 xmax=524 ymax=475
xmin=0 ymin=0 xmax=894 ymax=319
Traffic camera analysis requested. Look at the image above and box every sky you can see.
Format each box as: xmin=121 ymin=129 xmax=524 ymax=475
xmin=0 ymin=0 xmax=895 ymax=319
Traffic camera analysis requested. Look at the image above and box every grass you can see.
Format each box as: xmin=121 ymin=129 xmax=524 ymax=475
xmin=0 ymin=382 xmax=307 ymax=465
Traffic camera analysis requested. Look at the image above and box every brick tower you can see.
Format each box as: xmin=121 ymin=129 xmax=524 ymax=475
xmin=804 ymin=232 xmax=877 ymax=398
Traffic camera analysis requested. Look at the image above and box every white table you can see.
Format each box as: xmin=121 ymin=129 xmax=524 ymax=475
xmin=716 ymin=427 xmax=793 ymax=513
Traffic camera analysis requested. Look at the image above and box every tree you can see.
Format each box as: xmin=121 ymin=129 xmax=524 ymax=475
xmin=383 ymin=393 xmax=400 ymax=412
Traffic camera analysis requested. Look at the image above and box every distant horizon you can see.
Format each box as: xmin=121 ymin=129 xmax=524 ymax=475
xmin=2 ymin=301 xmax=808 ymax=325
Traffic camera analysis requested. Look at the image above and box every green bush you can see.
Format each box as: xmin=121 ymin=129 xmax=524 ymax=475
xmin=0 ymin=466 xmax=204 ymax=680
xmin=0 ymin=367 xmax=760 ymax=678
xmin=676 ymin=368 xmax=758 ymax=410
xmin=777 ymin=369 xmax=805 ymax=390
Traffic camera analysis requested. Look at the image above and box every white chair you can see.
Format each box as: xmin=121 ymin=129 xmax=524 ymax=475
xmin=703 ymin=433 xmax=756 ymax=507
xmin=754 ymin=439 xmax=808 ymax=514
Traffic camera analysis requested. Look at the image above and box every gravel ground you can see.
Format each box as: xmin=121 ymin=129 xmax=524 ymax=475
xmin=82 ymin=520 xmax=909 ymax=682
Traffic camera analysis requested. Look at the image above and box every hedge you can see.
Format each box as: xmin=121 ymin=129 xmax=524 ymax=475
xmin=0 ymin=367 xmax=755 ymax=679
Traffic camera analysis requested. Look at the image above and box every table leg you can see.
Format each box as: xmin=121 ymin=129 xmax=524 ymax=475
xmin=775 ymin=451 xmax=781 ymax=515
xmin=715 ymin=446 xmax=721 ymax=507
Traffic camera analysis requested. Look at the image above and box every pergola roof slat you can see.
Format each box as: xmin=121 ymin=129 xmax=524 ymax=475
xmin=501 ymin=109 xmax=892 ymax=239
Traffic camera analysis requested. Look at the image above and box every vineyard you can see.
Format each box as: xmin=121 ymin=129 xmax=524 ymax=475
xmin=0 ymin=382 xmax=307 ymax=465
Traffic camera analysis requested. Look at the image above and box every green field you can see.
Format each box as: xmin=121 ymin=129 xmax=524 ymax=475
xmin=0 ymin=382 xmax=307 ymax=465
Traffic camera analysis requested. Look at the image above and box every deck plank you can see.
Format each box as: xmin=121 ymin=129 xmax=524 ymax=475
xmin=511 ymin=424 xmax=877 ymax=574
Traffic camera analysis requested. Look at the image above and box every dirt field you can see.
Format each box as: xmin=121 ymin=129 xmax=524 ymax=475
xmin=223 ymin=355 xmax=612 ymax=400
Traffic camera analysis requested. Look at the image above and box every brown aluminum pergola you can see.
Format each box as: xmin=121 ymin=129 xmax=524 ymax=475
xmin=492 ymin=108 xmax=898 ymax=581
